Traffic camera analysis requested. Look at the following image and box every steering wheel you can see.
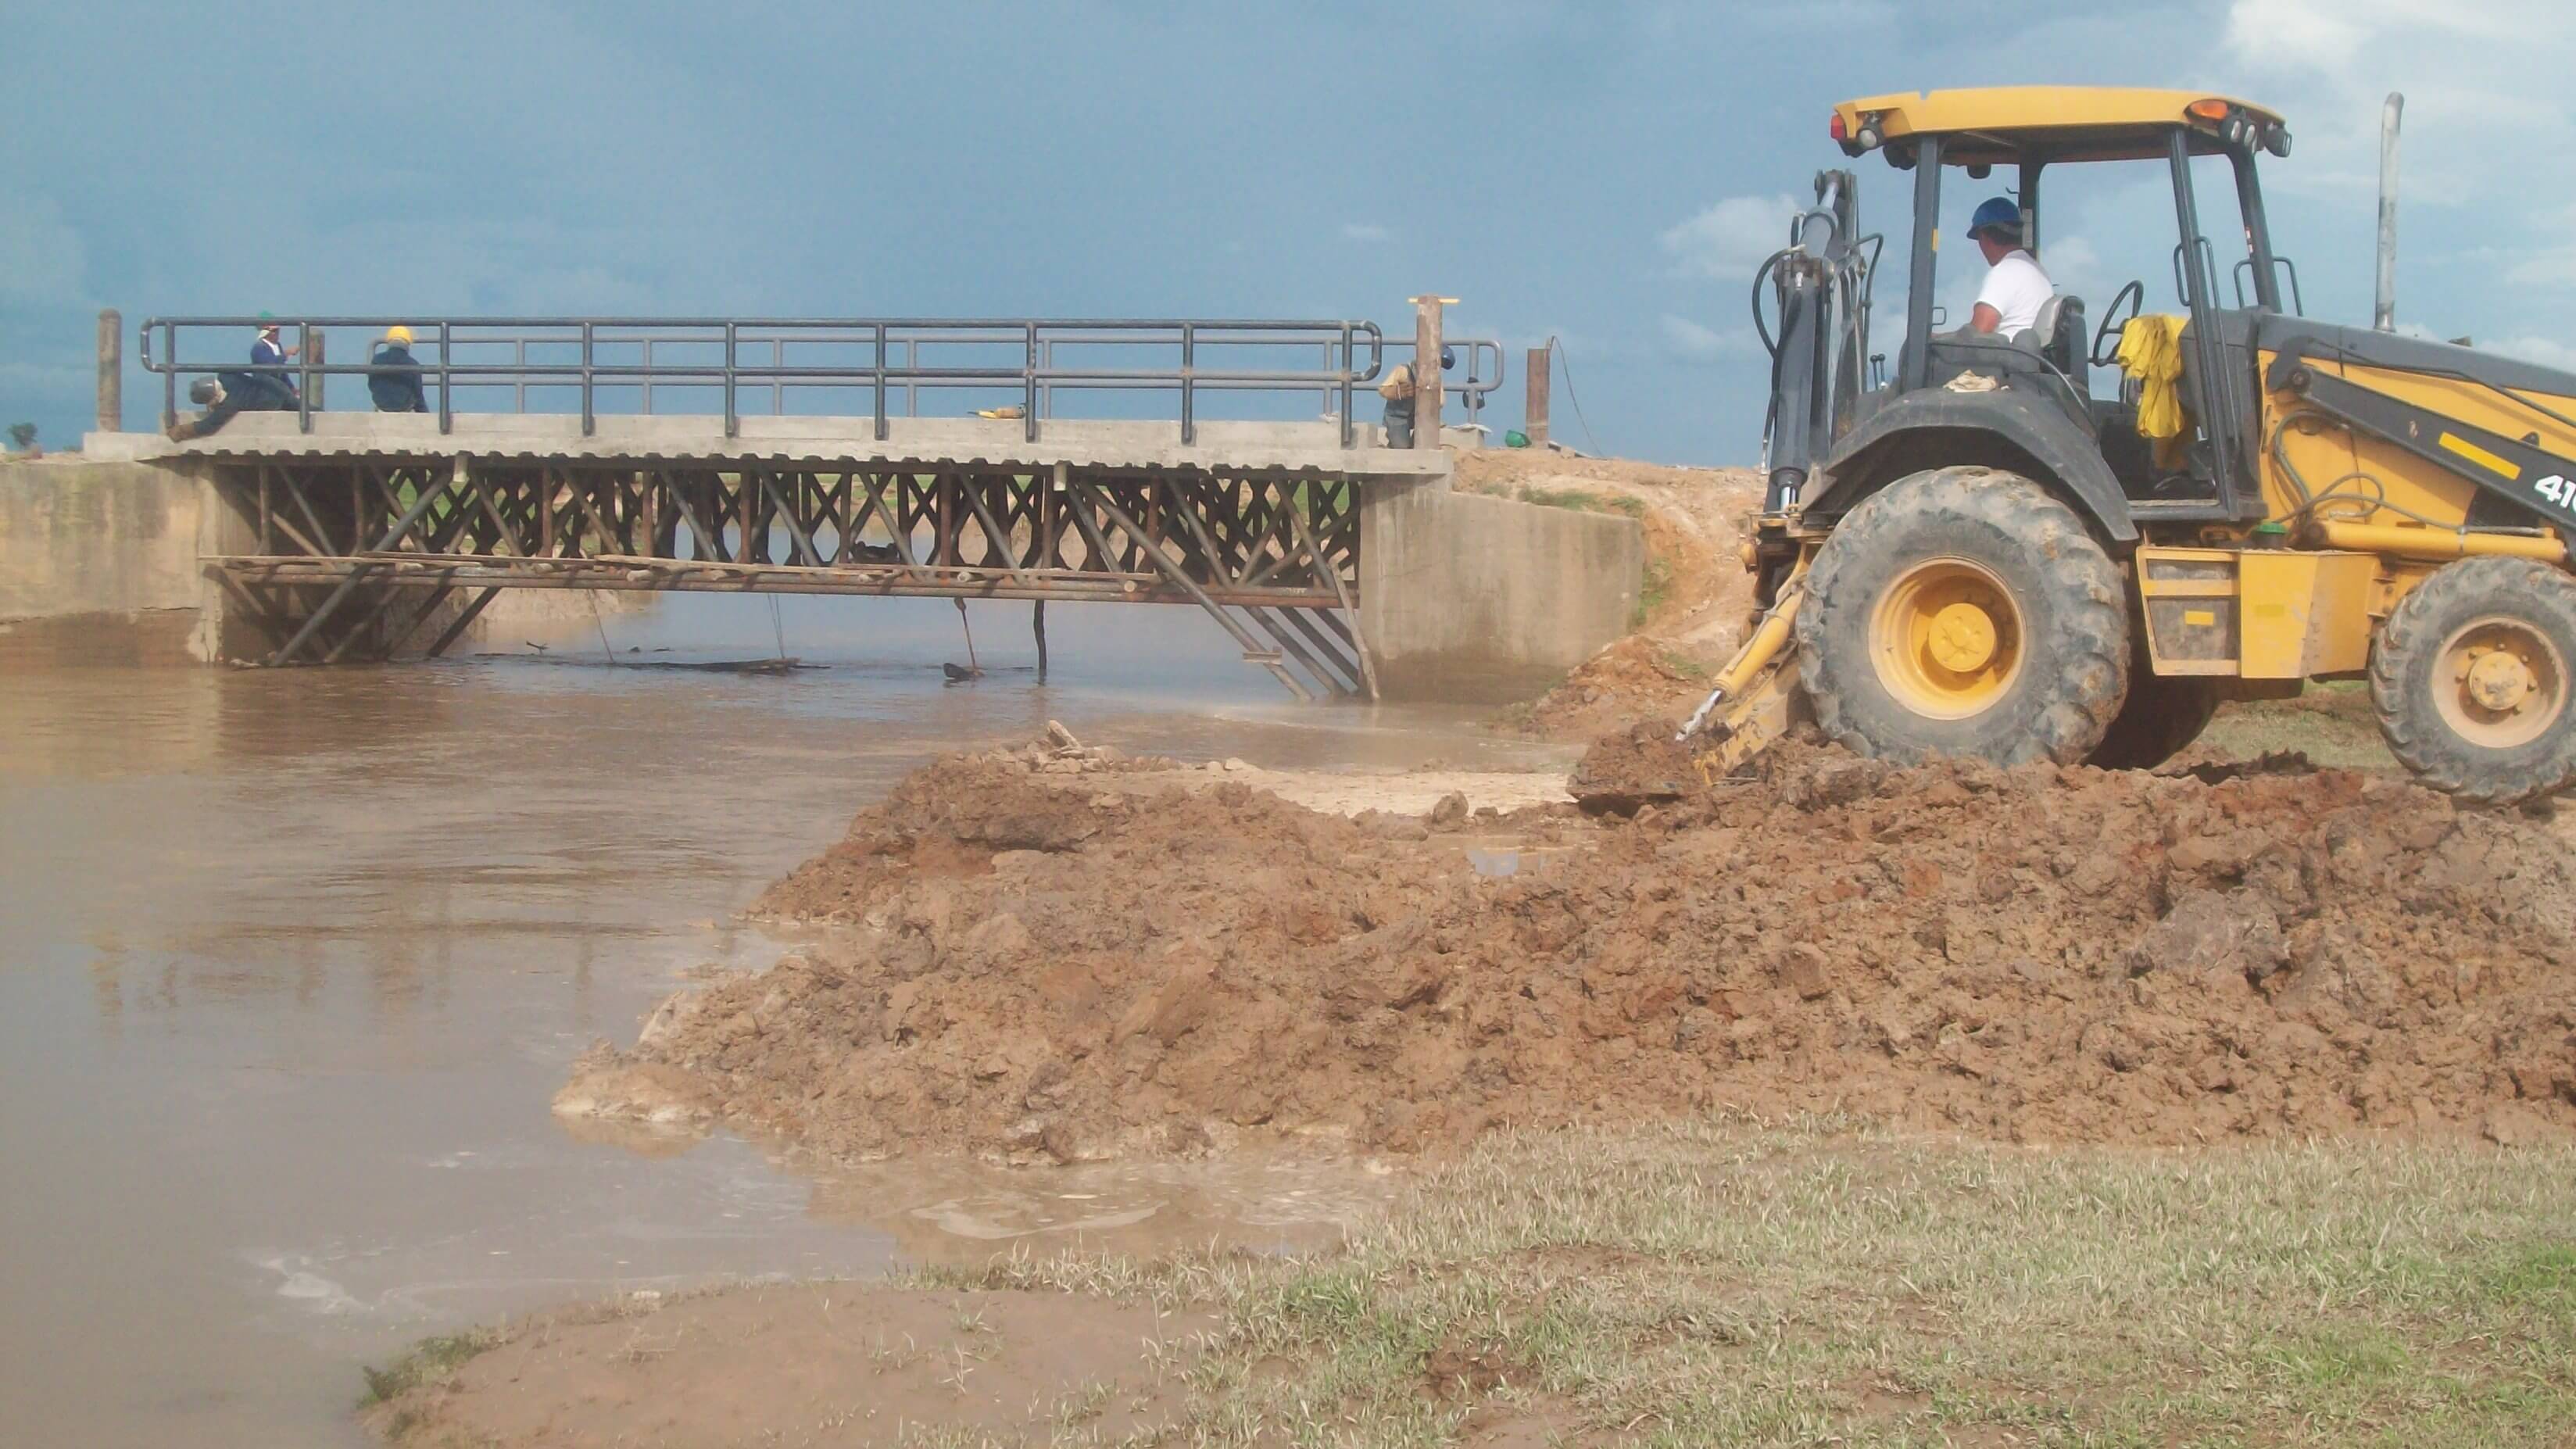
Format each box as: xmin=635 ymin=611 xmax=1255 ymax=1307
xmin=2091 ymin=280 xmax=2145 ymax=367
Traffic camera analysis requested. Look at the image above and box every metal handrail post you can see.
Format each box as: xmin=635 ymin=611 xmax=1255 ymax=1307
xmin=579 ymin=323 xmax=596 ymax=436
xmin=872 ymin=323 xmax=888 ymax=440
xmin=514 ymin=338 xmax=528 ymax=413
xmin=641 ymin=337 xmax=653 ymax=414
xmin=438 ymin=323 xmax=452 ymax=434
xmin=1180 ymin=323 xmax=1196 ymax=445
xmin=723 ymin=322 xmax=738 ymax=438
xmin=297 ymin=322 xmax=313 ymax=432
xmin=1023 ymin=323 xmax=1039 ymax=442
xmin=774 ymin=335 xmax=784 ymax=416
xmin=158 ymin=321 xmax=176 ymax=431
xmin=1340 ymin=324 xmax=1354 ymax=447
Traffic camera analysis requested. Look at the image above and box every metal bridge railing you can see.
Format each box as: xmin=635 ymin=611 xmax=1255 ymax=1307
xmin=140 ymin=316 xmax=1501 ymax=449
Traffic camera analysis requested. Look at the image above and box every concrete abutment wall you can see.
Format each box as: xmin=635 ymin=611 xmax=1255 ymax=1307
xmin=0 ymin=456 xmax=233 ymax=666
xmin=1358 ymin=479 xmax=1643 ymax=703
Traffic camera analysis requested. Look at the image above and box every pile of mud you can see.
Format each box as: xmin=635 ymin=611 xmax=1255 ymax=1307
xmin=562 ymin=739 xmax=2576 ymax=1161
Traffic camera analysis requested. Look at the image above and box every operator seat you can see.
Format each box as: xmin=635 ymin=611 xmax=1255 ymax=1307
xmin=2016 ymin=294 xmax=2088 ymax=399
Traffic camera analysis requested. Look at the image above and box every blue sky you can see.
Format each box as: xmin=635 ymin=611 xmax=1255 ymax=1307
xmin=5 ymin=0 xmax=2569 ymax=463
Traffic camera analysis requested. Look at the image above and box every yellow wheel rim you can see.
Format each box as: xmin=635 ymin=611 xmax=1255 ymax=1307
xmin=1869 ymin=557 xmax=2025 ymax=720
xmin=2435 ymin=616 xmax=2567 ymax=750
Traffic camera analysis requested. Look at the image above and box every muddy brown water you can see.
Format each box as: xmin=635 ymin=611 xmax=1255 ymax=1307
xmin=0 ymin=596 xmax=1558 ymax=1447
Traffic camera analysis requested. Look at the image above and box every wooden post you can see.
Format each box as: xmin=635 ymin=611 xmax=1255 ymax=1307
xmin=1409 ymin=295 xmax=1454 ymax=451
xmin=97 ymin=309 xmax=123 ymax=432
xmin=1524 ymin=345 xmax=1550 ymax=446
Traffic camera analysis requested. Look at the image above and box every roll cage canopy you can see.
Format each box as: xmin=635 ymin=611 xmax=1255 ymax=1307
xmin=1830 ymin=87 xmax=2291 ymax=167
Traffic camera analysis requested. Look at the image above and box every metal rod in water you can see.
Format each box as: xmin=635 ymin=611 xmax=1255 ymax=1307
xmin=2376 ymin=92 xmax=2403 ymax=334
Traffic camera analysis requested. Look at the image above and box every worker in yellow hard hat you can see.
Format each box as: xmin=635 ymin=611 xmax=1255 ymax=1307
xmin=368 ymin=324 xmax=428 ymax=413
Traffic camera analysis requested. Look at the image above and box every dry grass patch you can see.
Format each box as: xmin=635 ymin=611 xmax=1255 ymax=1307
xmin=370 ymin=1119 xmax=2576 ymax=1446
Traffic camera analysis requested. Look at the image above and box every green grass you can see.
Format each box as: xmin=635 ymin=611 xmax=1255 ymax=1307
xmin=1515 ymin=484 xmax=1647 ymax=521
xmin=1653 ymin=646 xmax=1709 ymax=682
xmin=937 ymin=1118 xmax=2576 ymax=1447
xmin=360 ymin=1329 xmax=500 ymax=1408
xmin=2200 ymin=681 xmax=2398 ymax=770
xmin=1636 ymin=554 xmax=1676 ymax=628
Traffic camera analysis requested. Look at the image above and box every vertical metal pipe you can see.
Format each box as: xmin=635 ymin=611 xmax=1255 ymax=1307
xmin=96 ymin=309 xmax=121 ymax=432
xmin=514 ymin=338 xmax=527 ymax=413
xmin=1339 ymin=324 xmax=1355 ymax=447
xmin=723 ymin=321 xmax=739 ymax=439
xmin=2375 ymin=92 xmax=2403 ymax=333
xmin=642 ymin=336 xmax=654 ymax=415
xmin=580 ymin=322 xmax=596 ymax=436
xmin=772 ymin=335 xmax=784 ymax=415
xmin=438 ymin=322 xmax=453 ymax=435
xmin=1180 ymin=323 xmax=1196 ymax=445
xmin=296 ymin=323 xmax=313 ymax=433
xmin=1411 ymin=295 xmax=1444 ymax=450
xmin=1524 ymin=344 xmax=1550 ymax=445
xmin=1023 ymin=323 xmax=1039 ymax=442
xmin=873 ymin=323 xmax=889 ymax=441
xmin=160 ymin=321 xmax=176 ymax=431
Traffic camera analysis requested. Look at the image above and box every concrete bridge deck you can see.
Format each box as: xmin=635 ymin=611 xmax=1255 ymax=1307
xmin=92 ymin=413 xmax=1455 ymax=481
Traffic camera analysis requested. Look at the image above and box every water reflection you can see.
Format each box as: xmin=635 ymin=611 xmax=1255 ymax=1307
xmin=0 ymin=596 xmax=1542 ymax=1447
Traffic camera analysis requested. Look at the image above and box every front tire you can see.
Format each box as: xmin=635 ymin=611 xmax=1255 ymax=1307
xmin=2370 ymin=556 xmax=2576 ymax=804
xmin=1798 ymin=467 xmax=2130 ymax=766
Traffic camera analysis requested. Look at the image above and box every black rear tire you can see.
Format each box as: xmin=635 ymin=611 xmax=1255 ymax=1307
xmin=2370 ymin=556 xmax=2576 ymax=804
xmin=2087 ymin=645 xmax=2222 ymax=770
xmin=1797 ymin=467 xmax=2130 ymax=766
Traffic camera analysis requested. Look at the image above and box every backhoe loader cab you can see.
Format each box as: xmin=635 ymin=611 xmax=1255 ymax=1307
xmin=1699 ymin=86 xmax=2576 ymax=803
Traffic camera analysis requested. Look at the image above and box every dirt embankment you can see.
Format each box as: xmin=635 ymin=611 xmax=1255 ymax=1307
xmin=1454 ymin=449 xmax=1766 ymax=741
xmin=561 ymin=737 xmax=2576 ymax=1161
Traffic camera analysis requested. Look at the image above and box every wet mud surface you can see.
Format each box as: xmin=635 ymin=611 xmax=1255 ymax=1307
xmin=565 ymin=736 xmax=2576 ymax=1161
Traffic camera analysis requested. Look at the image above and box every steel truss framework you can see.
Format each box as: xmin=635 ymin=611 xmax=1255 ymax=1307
xmin=204 ymin=458 xmax=1376 ymax=699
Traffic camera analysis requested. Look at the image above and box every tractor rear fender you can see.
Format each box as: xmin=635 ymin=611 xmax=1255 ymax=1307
xmin=1804 ymin=389 xmax=2139 ymax=545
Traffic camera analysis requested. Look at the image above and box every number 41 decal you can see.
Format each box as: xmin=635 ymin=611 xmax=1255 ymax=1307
xmin=2539 ymin=475 xmax=2575 ymax=508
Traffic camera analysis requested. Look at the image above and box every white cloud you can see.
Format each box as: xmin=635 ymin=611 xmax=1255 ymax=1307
xmin=1659 ymin=193 xmax=1801 ymax=281
xmin=1660 ymin=313 xmax=1756 ymax=363
xmin=1340 ymin=222 xmax=1389 ymax=243
xmin=2222 ymin=0 xmax=2372 ymax=73
xmin=2488 ymin=336 xmax=2576 ymax=371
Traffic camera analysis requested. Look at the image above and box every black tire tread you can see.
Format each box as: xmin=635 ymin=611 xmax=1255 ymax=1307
xmin=1797 ymin=467 xmax=2130 ymax=767
xmin=2369 ymin=555 xmax=2576 ymax=804
xmin=2087 ymin=666 xmax=2222 ymax=770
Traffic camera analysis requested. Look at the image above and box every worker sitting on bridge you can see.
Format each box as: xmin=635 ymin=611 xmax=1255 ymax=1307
xmin=252 ymin=313 xmax=302 ymax=406
xmin=368 ymin=325 xmax=430 ymax=413
xmin=1961 ymin=197 xmax=2054 ymax=339
xmin=1378 ymin=345 xmax=1454 ymax=448
xmin=165 ymin=367 xmax=300 ymax=441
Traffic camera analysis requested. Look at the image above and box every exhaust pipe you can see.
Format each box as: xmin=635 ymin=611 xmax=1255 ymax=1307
xmin=2375 ymin=92 xmax=2402 ymax=333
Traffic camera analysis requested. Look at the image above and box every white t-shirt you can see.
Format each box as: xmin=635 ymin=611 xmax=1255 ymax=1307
xmin=1974 ymin=249 xmax=2054 ymax=338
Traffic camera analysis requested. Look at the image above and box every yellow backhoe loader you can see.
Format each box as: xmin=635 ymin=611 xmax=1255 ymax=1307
xmin=1677 ymin=87 xmax=2576 ymax=803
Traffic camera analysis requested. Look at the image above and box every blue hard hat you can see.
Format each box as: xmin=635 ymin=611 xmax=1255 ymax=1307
xmin=1439 ymin=345 xmax=1457 ymax=370
xmin=1969 ymin=197 xmax=2022 ymax=241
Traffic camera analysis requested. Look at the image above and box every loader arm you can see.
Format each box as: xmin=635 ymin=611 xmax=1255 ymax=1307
xmin=1674 ymin=569 xmax=1809 ymax=783
xmin=2270 ymin=356 xmax=2576 ymax=549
